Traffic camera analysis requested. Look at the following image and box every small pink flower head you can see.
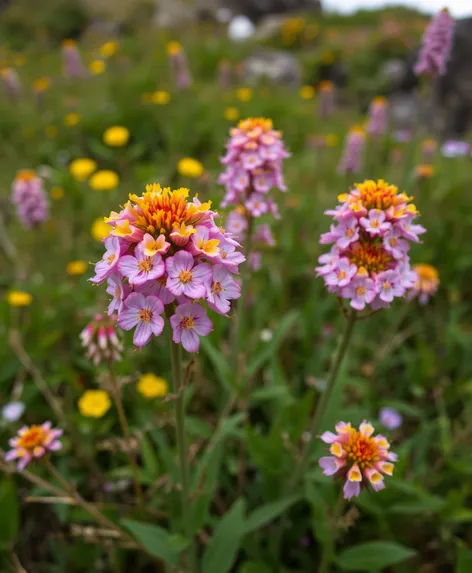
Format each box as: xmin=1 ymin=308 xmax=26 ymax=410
xmin=337 ymin=127 xmax=366 ymax=175
xmin=367 ymin=97 xmax=388 ymax=138
xmin=407 ymin=263 xmax=439 ymax=304
xmin=379 ymin=407 xmax=403 ymax=430
xmin=118 ymin=293 xmax=164 ymax=347
xmin=414 ymin=8 xmax=454 ymax=78
xmin=319 ymin=420 xmax=397 ymax=500
xmin=91 ymin=236 xmax=122 ymax=284
xmin=219 ymin=118 xmax=289 ymax=215
xmin=11 ymin=170 xmax=49 ymax=229
xmin=5 ymin=422 xmax=63 ymax=471
xmin=61 ymin=39 xmax=87 ymax=78
xmin=318 ymin=80 xmax=335 ymax=118
xmin=206 ymin=264 xmax=241 ymax=315
xmin=1 ymin=68 xmax=21 ymax=101
xmin=317 ymin=180 xmax=425 ymax=310
xmin=170 ymin=302 xmax=213 ymax=352
xmin=166 ymin=250 xmax=211 ymax=298
xmin=167 ymin=42 xmax=192 ymax=90
xmin=80 ymin=313 xmax=123 ymax=365
xmin=119 ymin=244 xmax=165 ymax=286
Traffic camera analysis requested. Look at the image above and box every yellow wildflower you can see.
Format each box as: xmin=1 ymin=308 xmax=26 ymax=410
xmin=66 ymin=260 xmax=87 ymax=276
xmin=64 ymin=112 xmax=81 ymax=127
xmin=177 ymin=157 xmax=204 ymax=178
xmin=33 ymin=77 xmax=50 ymax=93
xmin=416 ymin=164 xmax=434 ymax=179
xmin=89 ymin=170 xmax=119 ymax=191
xmin=299 ymin=85 xmax=315 ymax=100
xmin=137 ymin=374 xmax=168 ymax=399
xmin=89 ymin=60 xmax=105 ymax=75
xmin=79 ymin=390 xmax=111 ymax=418
xmin=100 ymin=41 xmax=118 ymax=58
xmin=151 ymin=90 xmax=170 ymax=105
xmin=103 ymin=126 xmax=129 ymax=147
xmin=224 ymin=107 xmax=239 ymax=121
xmin=167 ymin=41 xmax=182 ymax=56
xmin=91 ymin=218 xmax=111 ymax=241
xmin=69 ymin=158 xmax=97 ymax=181
xmin=325 ymin=134 xmax=338 ymax=147
xmin=236 ymin=87 xmax=252 ymax=102
xmin=6 ymin=291 xmax=32 ymax=307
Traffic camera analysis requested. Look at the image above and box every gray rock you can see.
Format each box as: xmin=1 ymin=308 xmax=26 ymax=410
xmin=226 ymin=0 xmax=321 ymax=22
xmin=242 ymin=49 xmax=301 ymax=88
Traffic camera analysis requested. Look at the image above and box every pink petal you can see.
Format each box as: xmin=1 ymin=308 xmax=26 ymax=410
xmin=320 ymin=431 xmax=337 ymax=444
xmin=133 ymin=321 xmax=152 ymax=347
xmin=319 ymin=456 xmax=338 ymax=476
xmin=118 ymin=308 xmax=139 ymax=331
xmin=181 ymin=328 xmax=200 ymax=353
xmin=343 ymin=480 xmax=361 ymax=499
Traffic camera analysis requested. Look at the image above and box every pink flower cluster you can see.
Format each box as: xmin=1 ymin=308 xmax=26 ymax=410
xmin=90 ymin=184 xmax=244 ymax=353
xmin=414 ymin=8 xmax=454 ymax=77
xmin=5 ymin=422 xmax=63 ymax=471
xmin=319 ymin=421 xmax=397 ymax=500
xmin=316 ymin=179 xmax=425 ymax=310
xmin=167 ymin=43 xmax=192 ymax=90
xmin=80 ymin=314 xmax=123 ymax=365
xmin=219 ymin=118 xmax=289 ymax=218
xmin=337 ymin=127 xmax=366 ymax=175
xmin=62 ymin=40 xmax=86 ymax=78
xmin=367 ymin=97 xmax=388 ymax=138
xmin=1 ymin=68 xmax=21 ymax=101
xmin=11 ymin=170 xmax=49 ymax=229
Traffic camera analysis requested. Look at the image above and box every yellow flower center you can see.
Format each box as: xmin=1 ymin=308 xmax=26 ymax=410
xmin=181 ymin=316 xmax=195 ymax=329
xmin=348 ymin=241 xmax=393 ymax=274
xmin=138 ymin=259 xmax=152 ymax=272
xmin=349 ymin=179 xmax=418 ymax=212
xmin=139 ymin=309 xmax=152 ymax=322
xmin=107 ymin=253 xmax=116 ymax=264
xmin=178 ymin=270 xmax=193 ymax=283
xmin=212 ymin=281 xmax=222 ymax=294
xmin=237 ymin=117 xmax=273 ymax=133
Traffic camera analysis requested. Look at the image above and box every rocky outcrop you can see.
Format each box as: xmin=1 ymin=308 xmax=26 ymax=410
xmin=242 ymin=49 xmax=302 ymax=88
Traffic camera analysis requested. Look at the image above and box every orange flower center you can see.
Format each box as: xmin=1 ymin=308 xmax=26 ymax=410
xmin=354 ymin=180 xmax=417 ymax=211
xmin=348 ymin=240 xmax=392 ymax=274
xmin=343 ymin=431 xmax=380 ymax=469
xmin=138 ymin=259 xmax=152 ymax=272
xmin=181 ymin=316 xmax=195 ymax=329
xmin=107 ymin=253 xmax=116 ymax=264
xmin=157 ymin=276 xmax=167 ymax=287
xmin=178 ymin=270 xmax=193 ymax=283
xmin=18 ymin=426 xmax=45 ymax=450
xmin=212 ymin=281 xmax=222 ymax=294
xmin=139 ymin=309 xmax=152 ymax=322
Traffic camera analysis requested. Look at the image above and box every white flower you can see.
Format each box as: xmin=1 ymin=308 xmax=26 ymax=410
xmin=2 ymin=401 xmax=25 ymax=422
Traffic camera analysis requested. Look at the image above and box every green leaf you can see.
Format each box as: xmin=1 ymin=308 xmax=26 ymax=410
xmin=456 ymin=547 xmax=472 ymax=573
xmin=247 ymin=311 xmax=299 ymax=377
xmin=200 ymin=337 xmax=233 ymax=390
xmin=201 ymin=499 xmax=245 ymax=573
xmin=149 ymin=429 xmax=178 ymax=480
xmin=0 ymin=478 xmax=19 ymax=549
xmin=305 ymin=481 xmax=331 ymax=545
xmin=244 ymin=496 xmax=299 ymax=534
xmin=335 ymin=541 xmax=416 ymax=572
xmin=239 ymin=562 xmax=272 ymax=573
xmin=388 ymin=496 xmax=446 ymax=515
xmin=121 ymin=519 xmax=185 ymax=565
xmin=140 ymin=434 xmax=159 ymax=480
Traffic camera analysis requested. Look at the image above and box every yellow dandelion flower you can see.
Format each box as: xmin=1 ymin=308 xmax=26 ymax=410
xmin=151 ymin=90 xmax=170 ymax=105
xmin=64 ymin=112 xmax=81 ymax=127
xmin=236 ymin=87 xmax=252 ymax=102
xmin=89 ymin=170 xmax=119 ymax=191
xmin=67 ymin=260 xmax=87 ymax=276
xmin=91 ymin=218 xmax=111 ymax=241
xmin=33 ymin=77 xmax=50 ymax=93
xmin=299 ymin=85 xmax=315 ymax=100
xmin=50 ymin=186 xmax=64 ymax=200
xmin=224 ymin=107 xmax=240 ymax=121
xmin=89 ymin=60 xmax=105 ymax=75
xmin=69 ymin=158 xmax=97 ymax=182
xmin=137 ymin=373 xmax=168 ymax=399
xmin=100 ymin=41 xmax=118 ymax=58
xmin=415 ymin=164 xmax=434 ymax=179
xmin=177 ymin=157 xmax=204 ymax=178
xmin=167 ymin=41 xmax=182 ymax=56
xmin=6 ymin=291 xmax=32 ymax=307
xmin=78 ymin=390 xmax=111 ymax=418
xmin=103 ymin=126 xmax=129 ymax=147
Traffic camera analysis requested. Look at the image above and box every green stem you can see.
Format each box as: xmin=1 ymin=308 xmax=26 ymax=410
xmin=318 ymin=490 xmax=345 ymax=573
xmin=273 ymin=309 xmax=357 ymax=569
xmin=168 ymin=328 xmax=198 ymax=573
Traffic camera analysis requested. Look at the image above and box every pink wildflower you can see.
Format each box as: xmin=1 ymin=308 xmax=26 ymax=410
xmin=11 ymin=170 xmax=49 ymax=229
xmin=5 ymin=422 xmax=63 ymax=471
xmin=319 ymin=421 xmax=397 ymax=500
xmin=62 ymin=40 xmax=86 ymax=78
xmin=367 ymin=97 xmax=388 ymax=138
xmin=414 ymin=8 xmax=454 ymax=77
xmin=170 ymin=302 xmax=213 ymax=353
xmin=118 ymin=293 xmax=164 ymax=347
xmin=338 ymin=127 xmax=366 ymax=175
xmin=316 ymin=180 xmax=425 ymax=310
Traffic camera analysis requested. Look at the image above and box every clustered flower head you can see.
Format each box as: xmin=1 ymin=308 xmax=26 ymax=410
xmin=337 ymin=126 xmax=366 ymax=175
xmin=61 ymin=39 xmax=86 ymax=78
xmin=219 ymin=118 xmax=289 ymax=219
xmin=80 ymin=313 xmax=123 ymax=365
xmin=318 ymin=80 xmax=335 ymax=118
xmin=1 ymin=68 xmax=22 ymax=101
xmin=317 ymin=179 xmax=425 ymax=310
xmin=90 ymin=184 xmax=245 ymax=352
xmin=367 ymin=97 xmax=388 ymax=138
xmin=414 ymin=8 xmax=454 ymax=77
xmin=167 ymin=41 xmax=192 ymax=90
xmin=5 ymin=422 xmax=63 ymax=470
xmin=11 ymin=170 xmax=49 ymax=229
xmin=408 ymin=263 xmax=439 ymax=304
xmin=319 ymin=421 xmax=397 ymax=499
